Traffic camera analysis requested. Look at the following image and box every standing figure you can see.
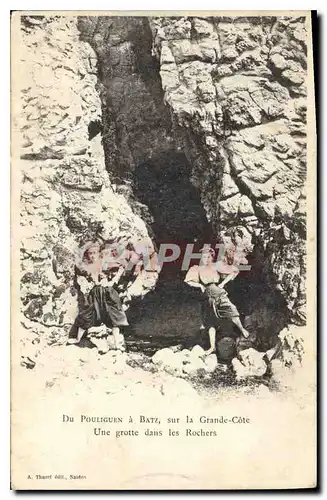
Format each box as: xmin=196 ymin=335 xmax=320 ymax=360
xmin=67 ymin=241 xmax=128 ymax=349
xmin=184 ymin=247 xmax=249 ymax=355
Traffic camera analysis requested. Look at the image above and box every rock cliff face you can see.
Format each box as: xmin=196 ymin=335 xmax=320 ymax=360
xmin=149 ymin=15 xmax=307 ymax=326
xmin=19 ymin=16 xmax=153 ymax=349
xmin=18 ymin=14 xmax=308 ymax=361
xmin=78 ymin=15 xmax=307 ymax=338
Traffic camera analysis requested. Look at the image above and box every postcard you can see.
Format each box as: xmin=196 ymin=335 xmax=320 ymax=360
xmin=11 ymin=10 xmax=316 ymax=490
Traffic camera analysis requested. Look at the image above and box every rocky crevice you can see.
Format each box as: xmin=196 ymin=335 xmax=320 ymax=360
xmin=19 ymin=16 xmax=156 ymax=355
xmin=148 ymin=15 xmax=307 ymax=326
xmin=76 ymin=15 xmax=307 ymax=330
xmin=18 ymin=14 xmax=308 ymax=377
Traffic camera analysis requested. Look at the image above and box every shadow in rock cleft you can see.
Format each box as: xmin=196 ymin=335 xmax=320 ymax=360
xmin=127 ymin=150 xmax=213 ymax=351
xmin=124 ymin=150 xmax=289 ymax=355
xmin=226 ymin=242 xmax=290 ymax=352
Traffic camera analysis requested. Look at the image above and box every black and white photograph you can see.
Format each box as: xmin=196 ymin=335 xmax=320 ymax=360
xmin=10 ymin=10 xmax=317 ymax=490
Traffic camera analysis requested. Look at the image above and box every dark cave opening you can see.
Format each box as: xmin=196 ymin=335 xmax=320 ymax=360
xmin=225 ymin=242 xmax=290 ymax=351
xmin=79 ymin=16 xmax=290 ymax=353
xmin=133 ymin=151 xmax=213 ymax=253
xmin=127 ymin=151 xmax=215 ymax=347
xmin=124 ymin=152 xmax=289 ymax=353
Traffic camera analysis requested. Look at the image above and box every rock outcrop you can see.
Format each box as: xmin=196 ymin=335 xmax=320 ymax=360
xmin=18 ymin=16 xmax=156 ymax=353
xmin=77 ymin=16 xmax=178 ymax=183
xmin=150 ymin=15 xmax=307 ymax=325
xmin=17 ymin=14 xmax=309 ymax=382
xmin=232 ymin=348 xmax=267 ymax=380
xmin=76 ymin=14 xmax=307 ymax=335
xmin=152 ymin=345 xmax=212 ymax=378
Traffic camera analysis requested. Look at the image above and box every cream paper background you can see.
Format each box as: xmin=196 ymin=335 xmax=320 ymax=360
xmin=10 ymin=10 xmax=317 ymax=490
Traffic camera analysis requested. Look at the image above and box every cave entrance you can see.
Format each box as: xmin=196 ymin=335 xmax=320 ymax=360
xmin=125 ymin=151 xmax=289 ymax=353
xmin=225 ymin=242 xmax=290 ymax=351
xmin=133 ymin=151 xmax=214 ymax=275
xmin=127 ymin=151 xmax=214 ymax=348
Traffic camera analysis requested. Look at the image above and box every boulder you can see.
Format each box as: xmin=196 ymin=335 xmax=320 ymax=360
xmin=181 ymin=349 xmax=191 ymax=359
xmin=182 ymin=357 xmax=206 ymax=376
xmin=191 ymin=345 xmax=206 ymax=359
xmin=278 ymin=325 xmax=304 ymax=366
xmin=151 ymin=348 xmax=185 ymax=377
xmin=152 ymin=348 xmax=176 ymax=367
xmin=204 ymin=353 xmax=218 ymax=373
xmin=151 ymin=345 xmax=220 ymax=378
xmin=270 ymin=359 xmax=286 ymax=385
xmin=169 ymin=344 xmax=183 ymax=353
xmin=232 ymin=348 xmax=267 ymax=379
xmin=89 ymin=336 xmax=109 ymax=354
xmin=162 ymin=356 xmax=184 ymax=377
xmin=151 ymin=345 xmax=212 ymax=378
xmin=236 ymin=335 xmax=256 ymax=354
xmin=231 ymin=358 xmax=248 ymax=380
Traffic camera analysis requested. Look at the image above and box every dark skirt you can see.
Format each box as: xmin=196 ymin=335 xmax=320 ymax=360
xmin=201 ymin=291 xmax=239 ymax=329
xmin=69 ymin=285 xmax=128 ymax=338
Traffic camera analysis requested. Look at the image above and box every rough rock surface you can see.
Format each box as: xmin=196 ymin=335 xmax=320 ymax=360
xmin=16 ymin=343 xmax=201 ymax=402
xmin=77 ymin=14 xmax=308 ymax=334
xmin=17 ymin=15 xmax=309 ymax=383
xmin=231 ymin=323 xmax=304 ymax=382
xmin=232 ymin=348 xmax=267 ymax=380
xmin=77 ymin=17 xmax=179 ymax=183
xmin=18 ymin=16 xmax=156 ymax=353
xmin=150 ymin=15 xmax=307 ymax=325
xmin=152 ymin=345 xmax=220 ymax=378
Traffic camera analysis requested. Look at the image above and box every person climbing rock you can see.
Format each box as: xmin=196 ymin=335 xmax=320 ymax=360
xmin=184 ymin=246 xmax=250 ymax=355
xmin=67 ymin=241 xmax=128 ymax=350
